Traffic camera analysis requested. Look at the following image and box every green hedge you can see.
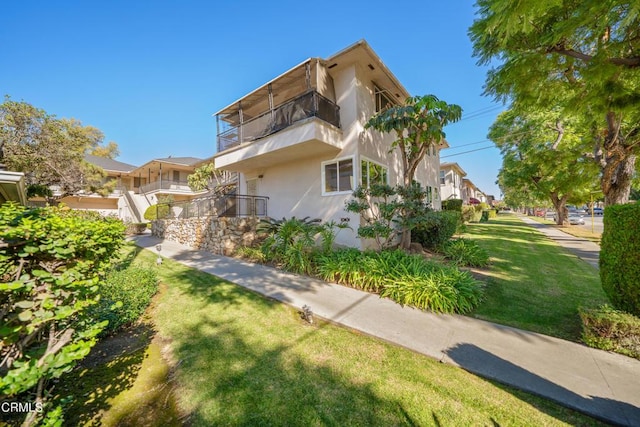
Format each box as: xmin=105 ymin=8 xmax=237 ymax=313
xmin=144 ymin=204 xmax=170 ymax=220
xmin=90 ymin=265 xmax=159 ymax=334
xmin=412 ymin=211 xmax=460 ymax=249
xmin=600 ymin=203 xmax=640 ymax=315
xmin=442 ymin=199 xmax=463 ymax=212
xmin=580 ymin=305 xmax=640 ymax=360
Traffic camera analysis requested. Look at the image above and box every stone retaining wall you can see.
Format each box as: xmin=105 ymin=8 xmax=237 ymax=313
xmin=152 ymin=217 xmax=262 ymax=255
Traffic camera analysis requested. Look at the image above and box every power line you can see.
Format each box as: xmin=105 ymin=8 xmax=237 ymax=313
xmin=441 ymin=145 xmax=496 ymax=158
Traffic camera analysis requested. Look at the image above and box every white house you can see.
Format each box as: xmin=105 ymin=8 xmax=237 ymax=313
xmin=439 ymin=162 xmax=467 ymax=202
xmin=212 ymin=40 xmax=446 ymax=248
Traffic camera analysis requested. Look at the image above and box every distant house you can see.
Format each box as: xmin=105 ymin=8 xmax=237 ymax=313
xmin=55 ymin=155 xmax=207 ymax=222
xmin=461 ymin=178 xmax=486 ymax=205
xmin=212 ymin=40 xmax=446 ymax=249
xmin=439 ymin=162 xmax=467 ymax=202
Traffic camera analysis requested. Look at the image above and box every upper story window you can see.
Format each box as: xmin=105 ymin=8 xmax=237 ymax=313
xmin=439 ymin=170 xmax=446 ymax=185
xmin=374 ymin=85 xmax=395 ymax=113
xmin=361 ymin=158 xmax=388 ymax=188
xmin=322 ymin=156 xmax=354 ymax=195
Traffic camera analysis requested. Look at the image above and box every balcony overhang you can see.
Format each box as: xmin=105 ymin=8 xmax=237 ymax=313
xmin=214 ymin=118 xmax=342 ymax=173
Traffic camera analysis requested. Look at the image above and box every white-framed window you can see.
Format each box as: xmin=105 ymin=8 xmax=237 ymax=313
xmin=322 ymin=156 xmax=354 ymax=196
xmin=426 ymin=186 xmax=433 ymax=205
xmin=374 ymin=84 xmax=395 ymax=113
xmin=360 ymin=157 xmax=388 ymax=188
xmin=439 ymin=170 xmax=446 ymax=185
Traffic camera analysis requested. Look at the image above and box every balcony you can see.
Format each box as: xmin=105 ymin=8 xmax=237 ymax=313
xmin=215 ymin=91 xmax=342 ymax=172
xmin=138 ymin=180 xmax=194 ymax=194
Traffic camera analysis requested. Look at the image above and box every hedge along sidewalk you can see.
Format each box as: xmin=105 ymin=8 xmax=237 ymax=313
xmin=131 ymin=234 xmax=640 ymax=426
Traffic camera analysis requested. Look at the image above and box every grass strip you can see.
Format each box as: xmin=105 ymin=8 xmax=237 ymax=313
xmin=464 ymin=213 xmax=607 ymax=340
xmin=120 ymin=247 xmax=605 ymax=426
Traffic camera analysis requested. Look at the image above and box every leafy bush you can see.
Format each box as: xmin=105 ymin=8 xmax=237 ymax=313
xmin=462 ymin=205 xmax=482 ymax=223
xmin=144 ymin=204 xmax=170 ymax=220
xmin=259 ymin=217 xmax=321 ymax=274
xmin=441 ymin=199 xmax=463 ymax=211
xmin=316 ymin=249 xmax=483 ymax=313
xmin=0 ymin=203 xmax=125 ymax=426
xmin=439 ymin=239 xmax=489 ymax=267
xmin=579 ymin=305 xmax=640 ymax=360
xmin=412 ymin=210 xmax=460 ymax=249
xmin=125 ymin=222 xmax=148 ymax=235
xmin=600 ymin=203 xmax=640 ymax=315
xmin=235 ymin=246 xmax=266 ymax=263
xmin=89 ymin=266 xmax=158 ymax=335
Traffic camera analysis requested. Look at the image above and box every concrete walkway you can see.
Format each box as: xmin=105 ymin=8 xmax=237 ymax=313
xmin=519 ymin=215 xmax=601 ymax=269
xmin=131 ymin=232 xmax=640 ymax=426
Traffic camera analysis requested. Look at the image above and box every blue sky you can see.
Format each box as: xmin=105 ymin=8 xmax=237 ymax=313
xmin=1 ymin=0 xmax=505 ymax=198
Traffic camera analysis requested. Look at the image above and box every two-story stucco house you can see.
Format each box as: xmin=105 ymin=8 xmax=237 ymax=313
xmin=439 ymin=162 xmax=467 ymax=202
xmin=212 ymin=40 xmax=446 ymax=248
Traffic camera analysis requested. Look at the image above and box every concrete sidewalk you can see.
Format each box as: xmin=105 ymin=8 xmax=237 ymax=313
xmin=132 ymin=234 xmax=640 ymax=426
xmin=519 ymin=215 xmax=600 ymax=269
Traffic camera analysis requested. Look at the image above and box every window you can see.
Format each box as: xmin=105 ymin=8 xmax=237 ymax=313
xmin=426 ymin=186 xmax=433 ymax=205
xmin=439 ymin=171 xmax=445 ymax=185
xmin=322 ymin=157 xmax=354 ymax=195
xmin=361 ymin=158 xmax=388 ymax=188
xmin=173 ymin=170 xmax=180 ymax=182
xmin=374 ymin=85 xmax=395 ymax=112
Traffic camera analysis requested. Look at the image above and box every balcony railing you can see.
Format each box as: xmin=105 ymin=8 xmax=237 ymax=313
xmin=157 ymin=194 xmax=268 ymax=219
xmin=138 ymin=180 xmax=192 ymax=194
xmin=217 ymin=90 xmax=340 ymax=153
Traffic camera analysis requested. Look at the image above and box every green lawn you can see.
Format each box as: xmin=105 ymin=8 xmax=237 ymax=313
xmin=464 ymin=213 xmax=608 ymax=340
xmin=90 ymin=247 xmax=605 ymax=426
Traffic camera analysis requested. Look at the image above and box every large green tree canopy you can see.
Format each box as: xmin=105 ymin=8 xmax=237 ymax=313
xmin=490 ymin=109 xmax=598 ymax=223
xmin=470 ymin=0 xmax=640 ymax=205
xmin=0 ymin=96 xmax=119 ymax=199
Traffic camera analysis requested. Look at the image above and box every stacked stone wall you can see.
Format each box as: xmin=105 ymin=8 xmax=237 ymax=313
xmin=152 ymin=217 xmax=262 ymax=255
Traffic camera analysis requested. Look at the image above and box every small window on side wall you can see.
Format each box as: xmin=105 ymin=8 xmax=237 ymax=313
xmin=322 ymin=157 xmax=354 ymax=195
xmin=374 ymin=85 xmax=395 ymax=113
xmin=361 ymin=158 xmax=388 ymax=188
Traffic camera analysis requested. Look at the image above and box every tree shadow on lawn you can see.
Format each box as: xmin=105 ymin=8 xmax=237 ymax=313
xmin=52 ymin=324 xmax=154 ymax=425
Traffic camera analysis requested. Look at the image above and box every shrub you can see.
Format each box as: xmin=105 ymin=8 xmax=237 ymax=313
xmin=441 ymin=199 xmax=463 ymax=211
xmin=235 ymin=246 xmax=266 ymax=263
xmin=315 ymin=249 xmax=483 ymax=313
xmin=259 ymin=217 xmax=321 ymax=274
xmin=600 ymin=203 xmax=640 ymax=315
xmin=579 ymin=305 xmax=640 ymax=360
xmin=143 ymin=204 xmax=170 ymax=220
xmin=90 ymin=266 xmax=158 ymax=335
xmin=462 ymin=205 xmax=482 ymax=223
xmin=125 ymin=222 xmax=148 ymax=235
xmin=412 ymin=210 xmax=460 ymax=250
xmin=439 ymin=238 xmax=489 ymax=268
xmin=0 ymin=203 xmax=125 ymax=426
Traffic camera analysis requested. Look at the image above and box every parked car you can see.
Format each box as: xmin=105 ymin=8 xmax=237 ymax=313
xmin=591 ymin=207 xmax=604 ymax=215
xmin=568 ymin=214 xmax=585 ymax=225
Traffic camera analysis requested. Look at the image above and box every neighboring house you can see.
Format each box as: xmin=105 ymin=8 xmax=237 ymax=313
xmin=55 ymin=155 xmax=207 ymax=222
xmin=439 ymin=162 xmax=467 ymax=201
xmin=212 ymin=40 xmax=445 ymax=249
xmin=461 ymin=178 xmax=486 ymax=205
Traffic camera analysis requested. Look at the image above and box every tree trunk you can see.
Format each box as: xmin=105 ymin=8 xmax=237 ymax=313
xmin=550 ymin=192 xmax=569 ymax=225
xmin=602 ymin=154 xmax=636 ymax=206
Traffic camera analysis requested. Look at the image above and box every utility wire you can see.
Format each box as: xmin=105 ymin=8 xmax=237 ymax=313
xmin=441 ymin=145 xmax=496 ymax=159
